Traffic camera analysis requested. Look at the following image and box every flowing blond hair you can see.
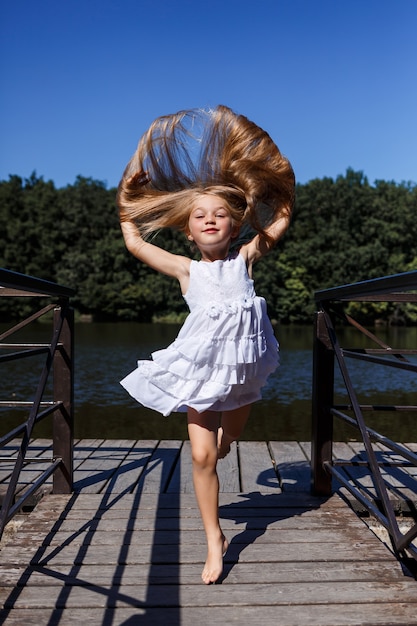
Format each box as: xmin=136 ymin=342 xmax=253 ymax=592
xmin=117 ymin=105 xmax=295 ymax=242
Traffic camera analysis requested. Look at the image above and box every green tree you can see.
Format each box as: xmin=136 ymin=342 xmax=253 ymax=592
xmin=1 ymin=169 xmax=416 ymax=324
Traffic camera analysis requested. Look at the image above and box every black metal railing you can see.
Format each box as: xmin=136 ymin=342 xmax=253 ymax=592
xmin=0 ymin=268 xmax=75 ymax=539
xmin=311 ymin=270 xmax=417 ymax=561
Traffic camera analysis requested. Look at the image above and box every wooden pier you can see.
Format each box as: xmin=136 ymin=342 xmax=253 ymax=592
xmin=1 ymin=439 xmax=417 ymax=625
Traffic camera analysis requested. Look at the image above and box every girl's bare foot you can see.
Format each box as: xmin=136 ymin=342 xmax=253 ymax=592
xmin=201 ymin=534 xmax=228 ymax=584
xmin=217 ymin=427 xmax=233 ymax=459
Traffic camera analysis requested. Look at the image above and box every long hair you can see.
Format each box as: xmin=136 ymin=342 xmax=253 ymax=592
xmin=117 ymin=105 xmax=295 ymax=241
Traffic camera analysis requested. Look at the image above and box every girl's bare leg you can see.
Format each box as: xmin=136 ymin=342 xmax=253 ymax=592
xmin=217 ymin=404 xmax=252 ymax=459
xmin=187 ymin=408 xmax=228 ymax=584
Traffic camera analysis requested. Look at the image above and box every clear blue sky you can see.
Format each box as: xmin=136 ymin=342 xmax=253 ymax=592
xmin=1 ymin=0 xmax=416 ymax=189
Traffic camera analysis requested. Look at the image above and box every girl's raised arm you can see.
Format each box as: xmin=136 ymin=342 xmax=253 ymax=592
xmin=120 ymin=221 xmax=190 ymax=287
xmin=241 ymin=213 xmax=291 ymax=270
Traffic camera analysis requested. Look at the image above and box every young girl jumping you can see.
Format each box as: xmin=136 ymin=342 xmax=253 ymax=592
xmin=117 ymin=105 xmax=294 ymax=584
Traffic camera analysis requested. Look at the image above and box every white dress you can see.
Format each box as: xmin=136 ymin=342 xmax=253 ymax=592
xmin=120 ymin=252 xmax=279 ymax=416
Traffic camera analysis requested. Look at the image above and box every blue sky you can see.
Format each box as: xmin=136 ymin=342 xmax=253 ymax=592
xmin=1 ymin=0 xmax=416 ymax=189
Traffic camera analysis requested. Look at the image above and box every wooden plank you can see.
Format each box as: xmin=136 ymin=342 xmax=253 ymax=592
xmin=404 ymin=443 xmax=417 ymax=508
xmin=1 ymin=605 xmax=417 ymax=626
xmin=18 ymin=498 xmax=361 ymax=534
xmin=135 ymin=440 xmax=180 ymax=494
xmin=0 ymin=438 xmax=54 ymax=508
xmin=0 ymin=559 xmax=408 ymax=587
xmin=0 ymin=439 xmax=21 ymax=460
xmin=166 ymin=441 xmax=194 ymax=493
xmin=16 ymin=439 xmax=53 ymax=488
xmin=238 ymin=441 xmax=280 ymax=493
xmin=103 ymin=439 xmax=160 ymax=494
xmin=16 ymin=511 xmax=374 ymax=536
xmin=332 ymin=441 xmax=364 ymax=504
xmin=270 ymin=441 xmax=311 ymax=492
xmin=338 ymin=441 xmax=379 ymax=503
xmin=372 ymin=441 xmax=417 ymax=504
xmin=0 ymin=441 xmax=22 ymax=499
xmin=0 ymin=439 xmax=53 ymax=484
xmin=73 ymin=439 xmax=105 ymax=462
xmin=217 ymin=442 xmax=240 ymax=492
xmin=9 ymin=526 xmax=393 ymax=549
xmin=20 ymin=491 xmax=360 ymax=523
xmin=332 ymin=440 xmax=417 ymax=513
xmin=166 ymin=441 xmax=245 ymax=493
xmin=2 ymin=579 xmax=417 ymax=609
xmin=0 ymin=527 xmax=396 ymax=567
xmin=72 ymin=439 xmax=108 ymax=491
xmin=26 ymin=490 xmax=346 ymax=512
xmin=73 ymin=439 xmax=137 ymax=494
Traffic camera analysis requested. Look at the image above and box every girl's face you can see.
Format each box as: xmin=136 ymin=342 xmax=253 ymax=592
xmin=187 ymin=195 xmax=240 ymax=258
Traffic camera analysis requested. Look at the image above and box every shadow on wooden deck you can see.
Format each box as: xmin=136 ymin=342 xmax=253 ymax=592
xmin=0 ymin=440 xmax=417 ymax=625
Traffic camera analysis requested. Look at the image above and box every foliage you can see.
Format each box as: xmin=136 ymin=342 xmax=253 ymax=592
xmin=0 ymin=169 xmax=416 ymax=324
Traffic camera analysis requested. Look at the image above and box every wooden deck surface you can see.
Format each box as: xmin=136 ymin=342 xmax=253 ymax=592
xmin=0 ymin=439 xmax=417 ymax=625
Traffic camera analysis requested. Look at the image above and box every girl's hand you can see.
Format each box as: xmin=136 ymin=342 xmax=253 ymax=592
xmin=241 ymin=213 xmax=291 ymax=269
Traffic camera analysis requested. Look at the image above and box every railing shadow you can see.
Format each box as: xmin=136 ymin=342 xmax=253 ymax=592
xmin=219 ymin=460 xmax=328 ymax=583
xmin=1 ymin=442 xmax=182 ymax=625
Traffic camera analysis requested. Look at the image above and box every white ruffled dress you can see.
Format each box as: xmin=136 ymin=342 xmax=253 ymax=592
xmin=120 ymin=252 xmax=279 ymax=416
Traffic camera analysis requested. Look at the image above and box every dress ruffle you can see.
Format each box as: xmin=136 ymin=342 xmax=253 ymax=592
xmin=120 ymin=253 xmax=279 ymax=416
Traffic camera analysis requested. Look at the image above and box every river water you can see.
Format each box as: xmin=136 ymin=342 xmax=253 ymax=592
xmin=1 ymin=323 xmax=416 ymax=441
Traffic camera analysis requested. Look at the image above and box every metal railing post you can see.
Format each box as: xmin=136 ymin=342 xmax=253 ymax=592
xmin=311 ymin=309 xmax=334 ymax=496
xmin=52 ymin=303 xmax=74 ymax=493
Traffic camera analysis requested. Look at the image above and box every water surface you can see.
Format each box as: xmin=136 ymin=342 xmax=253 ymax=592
xmin=1 ymin=323 xmax=416 ymax=441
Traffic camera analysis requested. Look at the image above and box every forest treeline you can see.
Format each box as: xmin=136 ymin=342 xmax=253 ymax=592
xmin=1 ymin=168 xmax=416 ymax=325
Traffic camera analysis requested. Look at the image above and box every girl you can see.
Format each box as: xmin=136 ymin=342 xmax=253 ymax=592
xmin=117 ymin=105 xmax=294 ymax=584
